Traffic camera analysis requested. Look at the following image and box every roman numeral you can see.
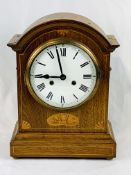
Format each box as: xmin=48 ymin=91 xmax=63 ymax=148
xmin=79 ymin=84 xmax=88 ymax=92
xmin=47 ymin=50 xmax=54 ymax=59
xmin=83 ymin=74 xmax=92 ymax=79
xmin=61 ymin=96 xmax=65 ymax=104
xmin=73 ymin=94 xmax=78 ymax=100
xmin=80 ymin=62 xmax=89 ymax=68
xmin=37 ymin=83 xmax=45 ymax=91
xmin=73 ymin=50 xmax=79 ymax=59
xmin=60 ymin=48 xmax=66 ymax=56
xmin=46 ymin=92 xmax=53 ymax=100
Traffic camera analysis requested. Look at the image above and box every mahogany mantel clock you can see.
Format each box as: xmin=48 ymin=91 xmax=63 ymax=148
xmin=7 ymin=13 xmax=119 ymax=158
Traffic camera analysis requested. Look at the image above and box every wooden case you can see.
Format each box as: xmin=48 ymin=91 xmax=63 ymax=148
xmin=8 ymin=13 xmax=119 ymax=158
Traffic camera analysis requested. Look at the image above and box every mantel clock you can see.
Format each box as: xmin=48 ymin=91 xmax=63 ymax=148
xmin=7 ymin=13 xmax=119 ymax=158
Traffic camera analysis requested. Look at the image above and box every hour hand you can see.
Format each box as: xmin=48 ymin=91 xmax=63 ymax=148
xmin=34 ymin=74 xmax=60 ymax=79
xmin=34 ymin=74 xmax=66 ymax=80
xmin=34 ymin=74 xmax=45 ymax=78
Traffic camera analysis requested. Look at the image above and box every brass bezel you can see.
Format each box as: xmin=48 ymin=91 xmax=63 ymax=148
xmin=25 ymin=38 xmax=101 ymax=110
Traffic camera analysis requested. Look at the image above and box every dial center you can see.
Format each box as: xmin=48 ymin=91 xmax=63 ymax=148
xmin=60 ymin=74 xmax=66 ymax=80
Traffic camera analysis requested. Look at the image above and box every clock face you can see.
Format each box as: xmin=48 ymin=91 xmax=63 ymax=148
xmin=26 ymin=42 xmax=98 ymax=109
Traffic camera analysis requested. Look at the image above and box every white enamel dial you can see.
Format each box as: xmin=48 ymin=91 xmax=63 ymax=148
xmin=28 ymin=43 xmax=98 ymax=109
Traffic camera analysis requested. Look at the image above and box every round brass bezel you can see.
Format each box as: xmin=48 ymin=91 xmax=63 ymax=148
xmin=25 ymin=38 xmax=101 ymax=110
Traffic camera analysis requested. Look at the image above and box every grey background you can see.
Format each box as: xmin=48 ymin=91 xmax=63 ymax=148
xmin=0 ymin=0 xmax=131 ymax=174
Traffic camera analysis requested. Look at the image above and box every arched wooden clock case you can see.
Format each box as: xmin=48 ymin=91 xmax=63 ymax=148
xmin=8 ymin=13 xmax=119 ymax=158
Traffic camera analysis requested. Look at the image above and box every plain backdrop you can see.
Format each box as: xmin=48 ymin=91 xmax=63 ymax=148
xmin=0 ymin=0 xmax=131 ymax=175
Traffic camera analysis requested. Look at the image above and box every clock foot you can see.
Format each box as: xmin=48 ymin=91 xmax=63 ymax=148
xmin=10 ymin=121 xmax=116 ymax=159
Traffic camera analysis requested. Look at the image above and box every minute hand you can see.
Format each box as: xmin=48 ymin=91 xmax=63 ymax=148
xmin=56 ymin=46 xmax=63 ymax=75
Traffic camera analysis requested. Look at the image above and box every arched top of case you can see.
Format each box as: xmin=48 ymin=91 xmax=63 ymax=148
xmin=7 ymin=12 xmax=119 ymax=52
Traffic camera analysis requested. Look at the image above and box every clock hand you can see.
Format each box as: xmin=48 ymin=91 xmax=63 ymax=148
xmin=48 ymin=75 xmax=61 ymax=79
xmin=35 ymin=74 xmax=60 ymax=79
xmin=34 ymin=74 xmax=66 ymax=80
xmin=56 ymin=46 xmax=64 ymax=75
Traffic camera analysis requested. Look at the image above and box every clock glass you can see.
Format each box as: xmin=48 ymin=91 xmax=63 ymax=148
xmin=26 ymin=41 xmax=99 ymax=109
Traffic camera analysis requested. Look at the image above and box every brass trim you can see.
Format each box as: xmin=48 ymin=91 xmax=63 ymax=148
xmin=25 ymin=38 xmax=101 ymax=110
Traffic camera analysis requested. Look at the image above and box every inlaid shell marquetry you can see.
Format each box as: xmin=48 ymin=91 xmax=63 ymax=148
xmin=47 ymin=113 xmax=79 ymax=127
